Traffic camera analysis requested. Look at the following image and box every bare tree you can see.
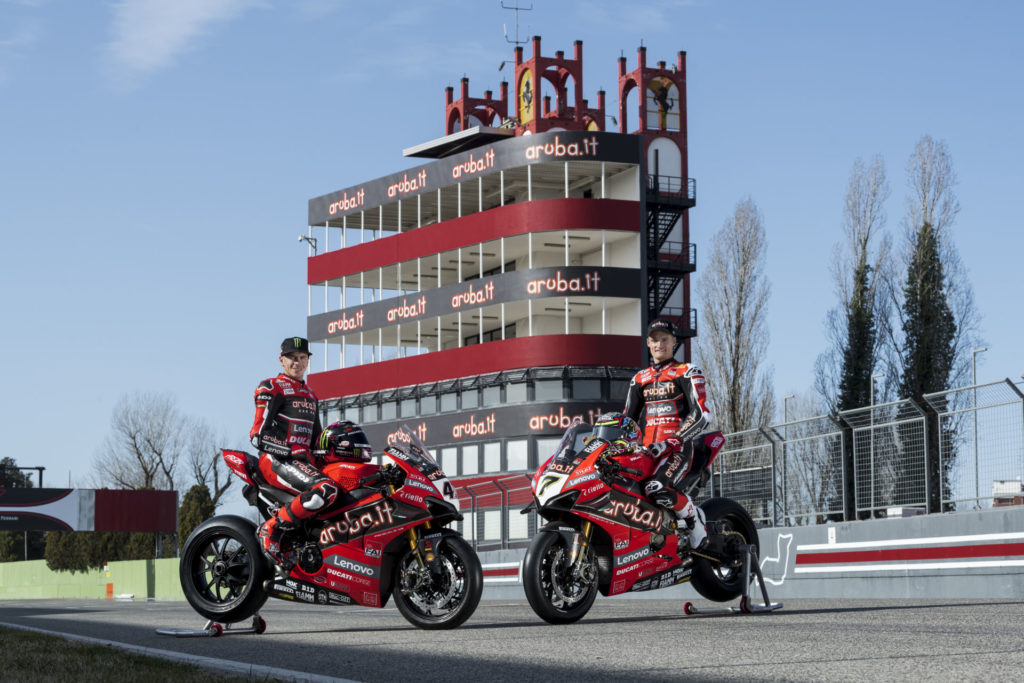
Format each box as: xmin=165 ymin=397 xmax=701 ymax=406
xmin=92 ymin=393 xmax=234 ymax=508
xmin=695 ymin=197 xmax=775 ymax=434
xmin=814 ymin=155 xmax=893 ymax=411
xmin=184 ymin=418 xmax=234 ymax=507
xmin=93 ymin=392 xmax=183 ymax=490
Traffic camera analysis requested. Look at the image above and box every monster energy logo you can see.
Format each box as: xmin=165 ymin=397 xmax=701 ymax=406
xmin=293 ymin=337 xmax=302 ymax=349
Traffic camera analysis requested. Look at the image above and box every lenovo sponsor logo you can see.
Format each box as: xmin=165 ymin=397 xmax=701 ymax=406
xmin=524 ymin=134 xmax=600 ymax=160
xmin=451 ymin=148 xmax=496 ymax=179
xmin=452 ymin=413 xmax=496 ymax=439
xmin=326 ymin=310 xmax=365 ymax=335
xmin=387 ymin=169 xmax=428 ymax=198
xmin=333 ymin=557 xmax=374 ymax=576
xmin=617 ymin=545 xmax=651 ymax=567
xmin=327 ymin=188 xmax=366 ymax=215
xmin=386 ymin=296 xmax=427 ymax=322
xmin=526 ymin=270 xmax=601 ymax=295
xmin=645 ymin=401 xmax=676 ymax=417
xmin=566 ymin=471 xmax=598 ymax=487
xmin=450 ymin=281 xmax=495 ymax=309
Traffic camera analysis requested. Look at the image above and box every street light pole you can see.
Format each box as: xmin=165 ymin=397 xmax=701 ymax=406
xmin=782 ymin=394 xmax=795 ymax=524
xmin=972 ymin=347 xmax=987 ymax=507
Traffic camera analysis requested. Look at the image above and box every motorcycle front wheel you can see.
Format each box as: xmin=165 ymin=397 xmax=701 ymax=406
xmin=179 ymin=515 xmax=270 ymax=623
xmin=392 ymin=531 xmax=482 ymax=630
xmin=690 ymin=497 xmax=760 ymax=602
xmin=522 ymin=529 xmax=599 ymax=624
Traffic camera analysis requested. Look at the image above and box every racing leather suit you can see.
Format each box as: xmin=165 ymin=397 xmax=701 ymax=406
xmin=623 ymin=360 xmax=712 ymax=512
xmin=250 ymin=374 xmax=338 ymax=537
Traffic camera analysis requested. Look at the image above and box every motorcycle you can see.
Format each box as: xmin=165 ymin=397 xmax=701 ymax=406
xmin=521 ymin=418 xmax=759 ymax=624
xmin=178 ymin=425 xmax=483 ymax=631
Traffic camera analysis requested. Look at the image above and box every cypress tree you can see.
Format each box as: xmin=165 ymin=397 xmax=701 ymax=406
xmin=836 ymin=258 xmax=877 ymax=412
xmin=898 ymin=220 xmax=956 ymax=509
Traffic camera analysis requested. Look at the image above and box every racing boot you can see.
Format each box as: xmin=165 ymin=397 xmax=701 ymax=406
xmin=258 ymin=506 xmax=297 ymax=568
xmin=679 ymin=498 xmax=707 ymax=551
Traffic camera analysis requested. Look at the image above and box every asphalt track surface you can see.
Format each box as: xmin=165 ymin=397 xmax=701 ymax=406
xmin=1 ymin=597 xmax=1022 ymax=681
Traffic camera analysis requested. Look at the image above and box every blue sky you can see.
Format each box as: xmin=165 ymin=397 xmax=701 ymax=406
xmin=1 ymin=0 xmax=1021 ymax=490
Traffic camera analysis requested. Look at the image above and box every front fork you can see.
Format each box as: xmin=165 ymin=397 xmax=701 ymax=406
xmin=567 ymin=520 xmax=593 ymax=573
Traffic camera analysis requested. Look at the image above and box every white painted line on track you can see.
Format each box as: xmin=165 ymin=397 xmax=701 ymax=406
xmin=797 ymin=531 xmax=1024 ymax=551
xmin=794 ymin=559 xmax=1024 ymax=573
xmin=0 ymin=621 xmax=360 ymax=683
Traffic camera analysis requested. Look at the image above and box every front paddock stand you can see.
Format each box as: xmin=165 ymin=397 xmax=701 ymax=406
xmin=155 ymin=613 xmax=266 ymax=638
xmin=683 ymin=544 xmax=782 ymax=616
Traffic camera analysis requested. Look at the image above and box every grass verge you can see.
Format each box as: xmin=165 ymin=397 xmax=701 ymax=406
xmin=0 ymin=625 xmax=262 ymax=682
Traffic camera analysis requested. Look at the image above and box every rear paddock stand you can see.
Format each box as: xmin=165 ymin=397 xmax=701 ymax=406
xmin=683 ymin=543 xmax=783 ymax=616
xmin=155 ymin=613 xmax=266 ymax=638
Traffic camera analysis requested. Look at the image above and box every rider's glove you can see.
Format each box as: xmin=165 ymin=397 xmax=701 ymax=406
xmin=648 ymin=438 xmax=680 ymax=459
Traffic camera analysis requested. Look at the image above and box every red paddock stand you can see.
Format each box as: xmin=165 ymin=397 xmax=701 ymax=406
xmin=683 ymin=544 xmax=783 ymax=616
xmin=155 ymin=613 xmax=267 ymax=638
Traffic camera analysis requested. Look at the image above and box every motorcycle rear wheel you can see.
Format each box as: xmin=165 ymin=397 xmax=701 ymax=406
xmin=179 ymin=515 xmax=270 ymax=623
xmin=392 ymin=531 xmax=482 ymax=630
xmin=523 ymin=529 xmax=598 ymax=624
xmin=690 ymin=497 xmax=759 ymax=602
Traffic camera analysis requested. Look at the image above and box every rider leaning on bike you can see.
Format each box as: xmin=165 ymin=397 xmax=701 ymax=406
xmin=623 ymin=318 xmax=713 ymax=549
xmin=251 ymin=337 xmax=372 ymax=564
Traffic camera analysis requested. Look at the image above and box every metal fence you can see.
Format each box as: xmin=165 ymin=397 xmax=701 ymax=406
xmin=709 ymin=377 xmax=1024 ymax=525
xmin=924 ymin=379 xmax=1024 ymax=510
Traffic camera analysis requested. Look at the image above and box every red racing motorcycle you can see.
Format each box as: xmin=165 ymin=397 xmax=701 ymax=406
xmin=178 ymin=426 xmax=482 ymax=631
xmin=522 ymin=418 xmax=760 ymax=623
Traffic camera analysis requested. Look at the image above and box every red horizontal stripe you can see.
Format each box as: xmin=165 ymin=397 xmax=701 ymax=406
xmin=308 ymin=334 xmax=640 ymax=398
xmin=307 ymin=198 xmax=642 ymax=284
xmin=796 ymin=542 xmax=1024 ymax=565
xmin=483 ymin=567 xmax=520 ymax=577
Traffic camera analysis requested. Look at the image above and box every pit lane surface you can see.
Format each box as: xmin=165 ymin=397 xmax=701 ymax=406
xmin=1 ymin=597 xmax=1022 ymax=681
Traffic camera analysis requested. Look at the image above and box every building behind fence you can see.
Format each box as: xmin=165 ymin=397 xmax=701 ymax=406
xmin=454 ymin=377 xmax=1024 ymax=551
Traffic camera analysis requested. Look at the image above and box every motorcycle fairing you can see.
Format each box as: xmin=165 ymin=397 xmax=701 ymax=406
xmin=264 ymin=575 xmax=354 ymax=607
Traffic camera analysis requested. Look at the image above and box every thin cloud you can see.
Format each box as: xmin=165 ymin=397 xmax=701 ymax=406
xmin=0 ymin=22 xmax=38 ymax=84
xmin=105 ymin=0 xmax=265 ymax=87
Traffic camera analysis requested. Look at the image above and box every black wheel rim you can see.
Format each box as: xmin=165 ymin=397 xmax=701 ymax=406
xmin=538 ymin=539 xmax=592 ymax=610
xmin=399 ymin=545 xmax=469 ymax=621
xmin=190 ymin=534 xmax=253 ymax=606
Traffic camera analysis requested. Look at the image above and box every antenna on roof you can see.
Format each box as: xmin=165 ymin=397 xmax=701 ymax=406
xmin=501 ymin=0 xmax=533 ymax=46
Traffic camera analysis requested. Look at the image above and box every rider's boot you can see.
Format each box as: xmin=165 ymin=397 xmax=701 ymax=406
xmin=679 ymin=498 xmax=707 ymax=550
xmin=258 ymin=506 xmax=297 ymax=568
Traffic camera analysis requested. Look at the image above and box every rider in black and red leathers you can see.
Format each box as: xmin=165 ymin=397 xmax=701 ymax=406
xmin=623 ymin=319 xmax=713 ymax=548
xmin=252 ymin=337 xmax=339 ymax=564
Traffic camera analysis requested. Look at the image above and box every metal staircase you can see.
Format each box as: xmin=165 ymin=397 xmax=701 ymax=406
xmin=645 ymin=174 xmax=697 ymax=336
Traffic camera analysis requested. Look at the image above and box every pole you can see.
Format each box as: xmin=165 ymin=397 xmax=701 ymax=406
xmin=870 ymin=373 xmax=883 ymax=516
xmin=972 ymin=347 xmax=987 ymax=508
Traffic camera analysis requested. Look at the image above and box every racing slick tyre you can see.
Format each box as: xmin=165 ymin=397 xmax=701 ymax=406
xmin=690 ymin=497 xmax=760 ymax=603
xmin=523 ymin=529 xmax=599 ymax=624
xmin=179 ymin=515 xmax=270 ymax=623
xmin=392 ymin=531 xmax=482 ymax=630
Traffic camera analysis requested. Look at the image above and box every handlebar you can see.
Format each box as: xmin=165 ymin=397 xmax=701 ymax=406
xmin=596 ymin=455 xmax=642 ymax=477
xmin=357 ymin=464 xmax=403 ymax=488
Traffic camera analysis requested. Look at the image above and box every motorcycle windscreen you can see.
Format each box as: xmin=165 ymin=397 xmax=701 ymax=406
xmin=390 ymin=424 xmax=442 ymax=477
xmin=549 ymin=419 xmax=593 ymax=465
